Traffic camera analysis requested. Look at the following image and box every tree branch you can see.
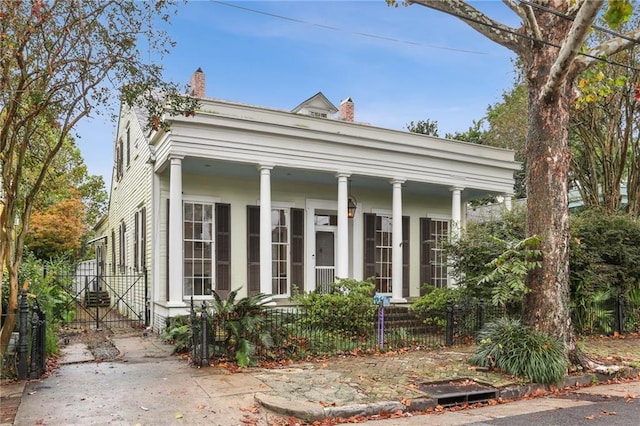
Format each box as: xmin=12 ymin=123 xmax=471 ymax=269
xmin=408 ymin=0 xmax=524 ymax=54
xmin=541 ymin=0 xmax=604 ymax=101
xmin=574 ymin=28 xmax=640 ymax=72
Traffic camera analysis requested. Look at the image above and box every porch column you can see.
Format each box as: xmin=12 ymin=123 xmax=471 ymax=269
xmin=450 ymin=187 xmax=463 ymax=243
xmin=259 ymin=165 xmax=273 ymax=295
xmin=168 ymin=156 xmax=185 ymax=306
xmin=391 ymin=178 xmax=406 ymax=303
xmin=504 ymin=193 xmax=513 ymax=211
xmin=336 ymin=173 xmax=350 ymax=280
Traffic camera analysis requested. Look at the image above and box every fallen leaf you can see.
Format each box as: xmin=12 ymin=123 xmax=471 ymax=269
xmin=140 ymin=406 xmax=149 ymax=411
xmin=585 ymin=414 xmax=595 ymax=420
xmin=196 ymin=404 xmax=206 ymax=410
xmin=175 ymin=412 xmax=183 ymax=419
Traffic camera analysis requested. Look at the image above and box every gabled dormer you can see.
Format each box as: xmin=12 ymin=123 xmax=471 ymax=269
xmin=291 ymin=92 xmax=338 ymax=119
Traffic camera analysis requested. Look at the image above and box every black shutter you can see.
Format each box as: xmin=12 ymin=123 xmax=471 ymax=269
xmin=134 ymin=210 xmax=139 ymax=270
xmin=420 ymin=218 xmax=431 ymax=296
xmin=291 ymin=208 xmax=304 ymax=295
xmin=364 ymin=213 xmax=376 ymax=281
xmin=402 ymin=216 xmax=410 ymax=298
xmin=247 ymin=205 xmax=260 ymax=295
xmin=216 ymin=203 xmax=231 ymax=299
xmin=111 ymin=229 xmax=116 ymax=274
xmin=141 ymin=207 xmax=146 ymax=269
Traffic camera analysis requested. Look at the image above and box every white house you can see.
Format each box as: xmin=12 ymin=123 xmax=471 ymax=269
xmin=100 ymin=69 xmax=519 ymax=330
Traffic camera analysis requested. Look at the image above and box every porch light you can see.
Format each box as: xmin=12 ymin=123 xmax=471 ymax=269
xmin=347 ymin=179 xmax=357 ymax=219
xmin=348 ymin=197 xmax=357 ymax=218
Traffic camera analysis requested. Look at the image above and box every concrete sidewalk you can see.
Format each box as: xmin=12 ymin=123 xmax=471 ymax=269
xmin=4 ymin=332 xmax=640 ymax=425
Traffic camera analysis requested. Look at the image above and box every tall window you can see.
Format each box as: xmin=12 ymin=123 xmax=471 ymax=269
xmin=134 ymin=207 xmax=146 ymax=271
xmin=430 ymin=219 xmax=449 ymax=288
xmin=118 ymin=221 xmax=126 ymax=273
xmin=420 ymin=218 xmax=449 ymax=290
xmin=126 ymin=127 xmax=131 ymax=167
xmin=116 ymin=140 xmax=123 ymax=181
xmin=375 ymin=215 xmax=393 ymax=293
xmin=271 ymin=208 xmax=289 ymax=295
xmin=183 ymin=202 xmax=213 ymax=297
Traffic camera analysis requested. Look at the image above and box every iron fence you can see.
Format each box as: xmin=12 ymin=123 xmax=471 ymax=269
xmin=9 ymin=290 xmax=47 ymax=380
xmin=188 ymin=292 xmax=640 ymax=367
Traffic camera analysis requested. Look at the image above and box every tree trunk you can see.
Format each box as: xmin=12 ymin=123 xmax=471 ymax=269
xmin=522 ymin=40 xmax=576 ymax=357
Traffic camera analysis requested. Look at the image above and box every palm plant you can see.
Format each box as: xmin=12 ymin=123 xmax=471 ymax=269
xmin=208 ymin=289 xmax=273 ymax=367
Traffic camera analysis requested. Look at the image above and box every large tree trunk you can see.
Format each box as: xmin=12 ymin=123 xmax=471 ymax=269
xmin=522 ymin=26 xmax=576 ymax=357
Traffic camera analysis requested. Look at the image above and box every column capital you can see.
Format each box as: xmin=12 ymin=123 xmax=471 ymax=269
xmin=169 ymin=155 xmax=184 ymax=163
xmin=335 ymin=172 xmax=351 ymax=179
xmin=450 ymin=186 xmax=464 ymax=192
xmin=257 ymin=163 xmax=274 ymax=171
xmin=390 ymin=178 xmax=406 ymax=185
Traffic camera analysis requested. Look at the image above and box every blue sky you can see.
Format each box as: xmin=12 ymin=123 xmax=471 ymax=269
xmin=75 ymin=0 xmax=520 ymax=185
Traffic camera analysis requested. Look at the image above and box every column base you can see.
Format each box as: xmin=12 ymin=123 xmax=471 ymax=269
xmin=390 ymin=297 xmax=407 ymax=304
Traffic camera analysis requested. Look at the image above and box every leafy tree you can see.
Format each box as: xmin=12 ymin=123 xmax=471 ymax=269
xmin=0 ymin=1 xmax=198 ymax=355
xmin=389 ymin=0 xmax=638 ymax=366
xmin=406 ymin=118 xmax=439 ymax=136
xmin=26 ymin=192 xmax=85 ymax=260
xmin=569 ymin=14 xmax=640 ymax=217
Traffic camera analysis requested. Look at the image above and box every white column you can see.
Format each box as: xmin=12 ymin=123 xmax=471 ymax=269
xmin=449 ymin=187 xmax=464 ymax=288
xmin=504 ymin=193 xmax=513 ymax=211
xmin=259 ymin=165 xmax=273 ymax=295
xmin=450 ymin=187 xmax=463 ymax=243
xmin=336 ymin=173 xmax=350 ymax=280
xmin=391 ymin=179 xmax=406 ymax=303
xmin=168 ymin=156 xmax=185 ymax=306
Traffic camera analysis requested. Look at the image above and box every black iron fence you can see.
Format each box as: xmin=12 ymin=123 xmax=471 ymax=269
xmin=188 ymin=293 xmax=640 ymax=367
xmin=11 ymin=290 xmax=47 ymax=380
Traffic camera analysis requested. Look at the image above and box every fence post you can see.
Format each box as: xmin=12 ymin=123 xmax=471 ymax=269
xmin=200 ymin=302 xmax=209 ymax=367
xmin=30 ymin=309 xmax=40 ymax=379
xmin=445 ymin=301 xmax=454 ymax=347
xmin=190 ymin=297 xmax=197 ymax=366
xmin=617 ymin=292 xmax=624 ymax=335
xmin=17 ymin=290 xmax=29 ymax=380
xmin=144 ymin=268 xmax=150 ymax=327
xmin=37 ymin=301 xmax=46 ymax=375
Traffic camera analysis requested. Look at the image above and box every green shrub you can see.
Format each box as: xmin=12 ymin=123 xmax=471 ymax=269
xmin=470 ymin=318 xmax=568 ymax=384
xmin=161 ymin=315 xmax=192 ymax=353
xmin=409 ymin=284 xmax=461 ymax=328
xmin=292 ymin=278 xmax=376 ymax=339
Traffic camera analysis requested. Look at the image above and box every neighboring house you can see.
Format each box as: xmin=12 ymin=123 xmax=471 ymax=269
xmin=99 ymin=69 xmax=519 ymax=331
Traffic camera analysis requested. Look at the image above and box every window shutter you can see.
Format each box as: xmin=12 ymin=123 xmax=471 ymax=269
xmin=420 ymin=218 xmax=431 ymax=296
xmin=291 ymin=208 xmax=304 ymax=295
xmin=134 ymin=211 xmax=139 ymax=270
xmin=363 ymin=213 xmax=376 ymax=281
xmin=402 ymin=216 xmax=410 ymax=298
xmin=111 ymin=229 xmax=116 ymax=274
xmin=215 ymin=203 xmax=231 ymax=299
xmin=247 ymin=205 xmax=260 ymax=295
xmin=141 ymin=207 xmax=146 ymax=269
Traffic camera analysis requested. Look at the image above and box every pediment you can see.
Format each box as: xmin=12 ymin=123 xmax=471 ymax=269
xmin=291 ymin=92 xmax=338 ymax=118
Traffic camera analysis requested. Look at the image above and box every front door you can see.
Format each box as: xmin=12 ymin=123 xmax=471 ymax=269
xmin=315 ymin=230 xmax=335 ymax=293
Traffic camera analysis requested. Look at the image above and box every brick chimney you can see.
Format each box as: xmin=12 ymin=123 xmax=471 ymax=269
xmin=189 ymin=67 xmax=205 ymax=98
xmin=338 ymin=97 xmax=354 ymax=122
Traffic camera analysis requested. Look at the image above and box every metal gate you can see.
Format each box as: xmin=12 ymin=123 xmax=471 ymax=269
xmin=61 ymin=263 xmax=149 ymax=330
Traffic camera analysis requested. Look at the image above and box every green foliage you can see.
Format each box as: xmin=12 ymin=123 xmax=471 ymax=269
xmin=406 ymin=118 xmax=439 ymax=136
xmin=292 ymin=278 xmax=376 ymax=339
xmin=445 ymin=204 xmax=526 ymax=300
xmin=208 ymin=289 xmax=273 ymax=367
xmin=604 ymin=0 xmax=633 ymax=28
xmin=569 ymin=209 xmax=640 ymax=296
xmin=161 ymin=316 xmax=192 ymax=353
xmin=409 ymin=284 xmax=461 ymax=328
xmin=470 ymin=318 xmax=568 ymax=384
xmin=479 ymin=235 xmax=542 ymax=315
